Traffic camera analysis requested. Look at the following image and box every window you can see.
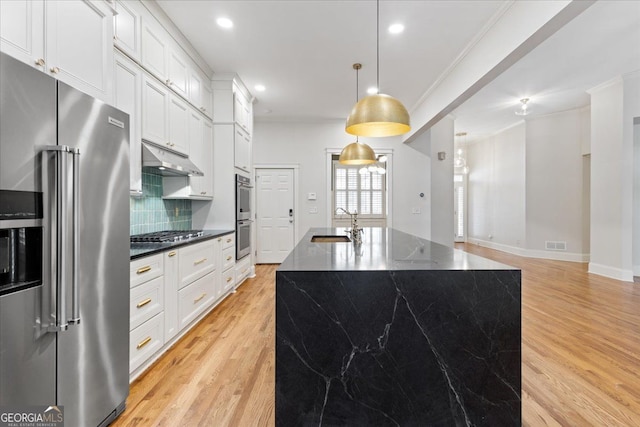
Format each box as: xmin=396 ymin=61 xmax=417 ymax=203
xmin=332 ymin=159 xmax=386 ymax=219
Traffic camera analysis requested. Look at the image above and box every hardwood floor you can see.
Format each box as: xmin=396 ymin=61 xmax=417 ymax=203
xmin=113 ymin=250 xmax=640 ymax=426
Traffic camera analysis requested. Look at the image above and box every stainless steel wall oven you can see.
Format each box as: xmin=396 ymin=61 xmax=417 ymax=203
xmin=235 ymin=174 xmax=252 ymax=259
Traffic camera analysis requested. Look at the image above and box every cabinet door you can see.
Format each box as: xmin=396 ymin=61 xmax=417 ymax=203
xmin=187 ymin=111 xmax=204 ymax=196
xmin=168 ymin=94 xmax=189 ymax=155
xmin=167 ymin=48 xmax=188 ymax=99
xmin=142 ymin=73 xmax=169 ymax=146
xmin=141 ymin=18 xmax=167 ymax=80
xmin=234 ymin=126 xmax=251 ymax=172
xmin=164 ymin=249 xmax=179 ymax=342
xmin=114 ymin=51 xmax=142 ymax=195
xmin=0 ymin=0 xmax=44 ymax=69
xmin=113 ymin=0 xmax=141 ymax=61
xmin=189 ymin=68 xmax=202 ymax=109
xmin=190 ymin=119 xmax=213 ymax=198
xmin=233 ymin=92 xmax=245 ymax=129
xmin=45 ymin=0 xmax=113 ymax=102
xmin=201 ymin=83 xmax=213 ymax=120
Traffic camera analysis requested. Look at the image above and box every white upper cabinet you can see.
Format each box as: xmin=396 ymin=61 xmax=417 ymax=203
xmin=142 ymin=72 xmax=169 ymax=147
xmin=190 ymin=117 xmax=213 ymax=198
xmin=114 ymin=51 xmax=142 ymax=195
xmin=1 ymin=0 xmax=114 ymax=102
xmin=142 ymin=73 xmax=189 ymax=156
xmin=167 ymin=49 xmax=188 ymax=99
xmin=167 ymin=94 xmax=189 ymax=156
xmin=233 ymin=89 xmax=251 ymax=135
xmin=113 ymin=0 xmax=141 ymax=61
xmin=202 ymin=83 xmax=213 ymax=120
xmin=234 ymin=126 xmax=251 ymax=173
xmin=0 ymin=0 xmax=44 ymax=67
xmin=188 ymin=69 xmax=202 ymax=110
xmin=141 ymin=18 xmax=167 ymax=81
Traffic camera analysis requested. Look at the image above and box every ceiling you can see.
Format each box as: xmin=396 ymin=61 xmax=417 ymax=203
xmin=157 ymin=0 xmax=640 ymax=141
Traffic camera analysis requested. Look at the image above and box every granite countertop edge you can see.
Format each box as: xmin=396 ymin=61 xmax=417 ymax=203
xmin=277 ymin=227 xmax=518 ymax=272
xmin=130 ymin=229 xmax=234 ymax=260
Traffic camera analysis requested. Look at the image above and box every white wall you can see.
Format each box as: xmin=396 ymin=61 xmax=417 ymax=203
xmin=525 ymin=108 xmax=590 ymax=257
xmin=428 ymin=117 xmax=455 ymax=246
xmin=467 ymin=123 xmax=526 ymax=250
xmin=589 ymin=72 xmax=639 ymax=281
xmin=252 ymin=120 xmax=431 ymax=241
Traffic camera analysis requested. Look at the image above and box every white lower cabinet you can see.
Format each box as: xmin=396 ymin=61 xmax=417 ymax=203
xmin=130 ymin=275 xmax=164 ymax=331
xmin=129 ymin=312 xmax=165 ymax=373
xmin=164 ymin=249 xmax=179 ymax=342
xmin=178 ymin=271 xmax=216 ymax=329
xmin=129 ymin=236 xmax=232 ymax=381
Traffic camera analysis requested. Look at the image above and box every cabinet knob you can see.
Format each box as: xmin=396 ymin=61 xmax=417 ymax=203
xmin=50 ymin=66 xmax=60 ymax=74
xmin=35 ymin=58 xmax=45 ymax=66
xmin=168 ymin=251 xmax=177 ymax=257
xmin=166 ymin=79 xmax=172 ymax=86
xmin=218 ymin=238 xmax=222 ymax=242
xmin=226 ymin=256 xmax=232 ymax=261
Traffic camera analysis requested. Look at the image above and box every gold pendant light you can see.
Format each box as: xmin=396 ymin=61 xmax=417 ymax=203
xmin=340 ymin=63 xmax=377 ymax=165
xmin=345 ymin=0 xmax=410 ymax=137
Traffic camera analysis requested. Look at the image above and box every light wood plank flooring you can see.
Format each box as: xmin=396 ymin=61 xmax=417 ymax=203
xmin=113 ymin=248 xmax=640 ymax=426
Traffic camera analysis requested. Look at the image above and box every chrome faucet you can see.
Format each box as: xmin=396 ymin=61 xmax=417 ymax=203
xmin=335 ymin=208 xmax=363 ymax=245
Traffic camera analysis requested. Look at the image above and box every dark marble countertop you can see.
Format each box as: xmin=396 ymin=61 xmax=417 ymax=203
xmin=278 ymin=227 xmax=516 ymax=271
xmin=130 ymin=229 xmax=234 ymax=260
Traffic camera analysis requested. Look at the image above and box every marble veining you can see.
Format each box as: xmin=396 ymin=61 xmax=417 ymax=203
xmin=276 ymin=228 xmax=521 ymax=426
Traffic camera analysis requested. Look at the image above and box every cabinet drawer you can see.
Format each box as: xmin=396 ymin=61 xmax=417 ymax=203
xmin=235 ymin=256 xmax=251 ymax=285
xmin=178 ymin=271 xmax=215 ymax=330
xmin=222 ymin=246 xmax=235 ymax=271
xmin=221 ymin=233 xmax=234 ymax=250
xmin=130 ymin=275 xmax=164 ymax=331
xmin=130 ymin=312 xmax=164 ymax=373
xmin=179 ymin=240 xmax=215 ymax=289
xmin=222 ymin=267 xmax=235 ymax=293
xmin=130 ymin=253 xmax=163 ymax=288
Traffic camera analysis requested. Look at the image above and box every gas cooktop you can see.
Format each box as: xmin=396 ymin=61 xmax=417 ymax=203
xmin=130 ymin=230 xmax=204 ymax=243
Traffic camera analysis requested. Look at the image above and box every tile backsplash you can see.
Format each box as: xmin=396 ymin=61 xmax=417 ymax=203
xmin=130 ymin=168 xmax=191 ymax=235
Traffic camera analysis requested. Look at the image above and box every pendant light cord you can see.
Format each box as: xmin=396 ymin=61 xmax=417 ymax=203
xmin=376 ymin=0 xmax=380 ymax=92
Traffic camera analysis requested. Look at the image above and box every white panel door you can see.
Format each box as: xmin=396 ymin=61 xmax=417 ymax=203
xmin=256 ymin=169 xmax=295 ymax=264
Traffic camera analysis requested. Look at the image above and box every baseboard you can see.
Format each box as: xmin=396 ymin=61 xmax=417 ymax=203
xmin=466 ymin=238 xmax=589 ymax=263
xmin=589 ymin=262 xmax=634 ymax=282
xmin=634 ymin=265 xmax=640 ymax=277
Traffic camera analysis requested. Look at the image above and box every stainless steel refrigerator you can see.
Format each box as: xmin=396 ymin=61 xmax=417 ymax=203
xmin=0 ymin=52 xmax=130 ymax=426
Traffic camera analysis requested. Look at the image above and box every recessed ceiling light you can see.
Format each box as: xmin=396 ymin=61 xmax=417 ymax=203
xmin=388 ymin=23 xmax=404 ymax=34
xmin=366 ymin=86 xmax=378 ymax=95
xmin=216 ymin=17 xmax=233 ymax=29
xmin=254 ymin=84 xmax=266 ymax=92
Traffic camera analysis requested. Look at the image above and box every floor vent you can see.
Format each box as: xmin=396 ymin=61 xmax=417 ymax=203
xmin=545 ymin=241 xmax=567 ymax=251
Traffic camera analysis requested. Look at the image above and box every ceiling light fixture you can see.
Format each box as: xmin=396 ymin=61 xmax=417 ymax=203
xmin=254 ymin=84 xmax=266 ymax=92
xmin=388 ymin=23 xmax=404 ymax=34
xmin=515 ymin=98 xmax=530 ymax=116
xmin=345 ymin=0 xmax=410 ymax=137
xmin=340 ymin=63 xmax=377 ymax=165
xmin=216 ymin=17 xmax=233 ymax=29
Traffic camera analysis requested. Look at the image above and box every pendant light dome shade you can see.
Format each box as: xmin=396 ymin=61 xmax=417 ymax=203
xmin=339 ymin=141 xmax=377 ymax=165
xmin=345 ymin=93 xmax=410 ymax=137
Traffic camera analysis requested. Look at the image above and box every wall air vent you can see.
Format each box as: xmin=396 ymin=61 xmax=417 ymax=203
xmin=545 ymin=241 xmax=567 ymax=251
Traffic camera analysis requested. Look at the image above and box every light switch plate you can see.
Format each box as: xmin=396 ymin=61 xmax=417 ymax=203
xmin=308 ymin=192 xmax=317 ymax=200
xmin=309 ymin=207 xmax=318 ymax=214
xmin=412 ymin=207 xmax=421 ymax=214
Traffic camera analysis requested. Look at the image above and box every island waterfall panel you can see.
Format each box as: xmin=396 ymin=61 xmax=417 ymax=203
xmin=276 ymin=228 xmax=521 ymax=426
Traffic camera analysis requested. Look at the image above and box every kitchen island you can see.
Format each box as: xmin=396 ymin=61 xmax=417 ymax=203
xmin=276 ymin=227 xmax=521 ymax=426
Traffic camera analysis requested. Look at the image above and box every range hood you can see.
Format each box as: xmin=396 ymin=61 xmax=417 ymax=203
xmin=142 ymin=142 xmax=203 ymax=177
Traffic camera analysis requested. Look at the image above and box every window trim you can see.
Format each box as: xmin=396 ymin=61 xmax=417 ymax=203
xmin=325 ymin=148 xmax=393 ymax=228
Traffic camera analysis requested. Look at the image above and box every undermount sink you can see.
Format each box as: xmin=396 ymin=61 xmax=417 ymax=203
xmin=311 ymin=235 xmax=351 ymax=243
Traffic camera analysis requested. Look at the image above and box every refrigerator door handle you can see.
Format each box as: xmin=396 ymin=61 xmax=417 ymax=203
xmin=45 ymin=145 xmax=69 ymax=332
xmin=69 ymin=147 xmax=81 ymax=325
